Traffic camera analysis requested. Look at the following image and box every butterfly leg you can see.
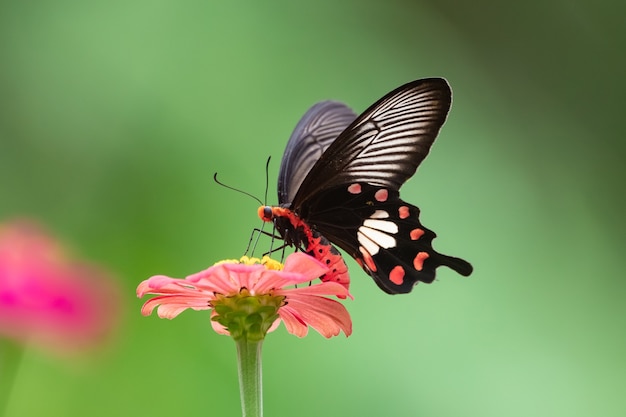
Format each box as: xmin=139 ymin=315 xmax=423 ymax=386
xmin=260 ymin=242 xmax=291 ymax=258
xmin=244 ymin=226 xmax=282 ymax=256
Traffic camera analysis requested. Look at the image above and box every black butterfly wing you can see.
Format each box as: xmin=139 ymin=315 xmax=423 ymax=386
xmin=299 ymin=183 xmax=473 ymax=294
xmin=281 ymin=78 xmax=471 ymax=293
xmin=278 ymin=101 xmax=357 ymax=206
xmin=290 ymin=78 xmax=452 ymax=209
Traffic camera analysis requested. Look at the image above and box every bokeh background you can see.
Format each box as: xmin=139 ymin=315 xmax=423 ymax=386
xmin=1 ymin=0 xmax=625 ymax=416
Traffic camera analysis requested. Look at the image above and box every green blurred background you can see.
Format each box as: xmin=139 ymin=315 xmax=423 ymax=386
xmin=1 ymin=0 xmax=625 ymax=416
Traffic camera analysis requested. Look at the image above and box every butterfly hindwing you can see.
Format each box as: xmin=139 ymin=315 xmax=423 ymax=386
xmin=300 ymin=183 xmax=472 ymax=294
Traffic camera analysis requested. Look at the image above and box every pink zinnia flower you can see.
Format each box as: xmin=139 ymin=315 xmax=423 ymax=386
xmin=0 ymin=219 xmax=122 ymax=355
xmin=137 ymin=253 xmax=352 ymax=339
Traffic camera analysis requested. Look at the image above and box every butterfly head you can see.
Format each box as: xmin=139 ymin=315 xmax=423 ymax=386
xmin=258 ymin=206 xmax=274 ymax=223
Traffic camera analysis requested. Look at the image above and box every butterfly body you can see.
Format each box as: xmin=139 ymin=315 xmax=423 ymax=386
xmin=259 ymin=206 xmax=350 ymax=290
xmin=259 ymin=78 xmax=473 ymax=294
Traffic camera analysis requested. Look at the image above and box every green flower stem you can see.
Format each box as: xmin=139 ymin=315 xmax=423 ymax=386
xmin=0 ymin=338 xmax=24 ymax=416
xmin=235 ymin=337 xmax=263 ymax=417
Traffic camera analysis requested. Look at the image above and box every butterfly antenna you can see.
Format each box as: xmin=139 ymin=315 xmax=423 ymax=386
xmin=213 ymin=173 xmax=263 ymax=206
xmin=263 ymin=156 xmax=271 ymax=205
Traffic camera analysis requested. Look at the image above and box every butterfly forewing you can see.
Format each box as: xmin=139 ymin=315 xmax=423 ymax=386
xmin=278 ymin=101 xmax=357 ymax=206
xmin=290 ymin=78 xmax=452 ymax=209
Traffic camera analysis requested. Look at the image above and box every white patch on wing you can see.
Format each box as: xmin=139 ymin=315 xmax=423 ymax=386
xmin=357 ymin=213 xmax=398 ymax=256
xmin=370 ymin=210 xmax=389 ymax=219
xmin=357 ymin=231 xmax=380 ymax=255
xmin=362 ymin=219 xmax=398 ymax=234
xmin=357 ymin=226 xmax=396 ymax=254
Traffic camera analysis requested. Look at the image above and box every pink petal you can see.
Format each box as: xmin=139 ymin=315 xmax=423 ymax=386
xmin=282 ymin=253 xmax=329 ymax=282
xmin=278 ymin=307 xmax=309 ymax=338
xmin=140 ymin=294 xmax=211 ymax=318
xmin=251 ymin=270 xmax=302 ymax=294
xmin=280 ymin=295 xmax=352 ymax=338
xmin=186 ymin=265 xmax=235 ymax=293
xmin=210 ymin=311 xmax=230 ymax=335
xmin=278 ymin=281 xmax=352 ymax=299
xmin=136 ymin=275 xmax=195 ymax=296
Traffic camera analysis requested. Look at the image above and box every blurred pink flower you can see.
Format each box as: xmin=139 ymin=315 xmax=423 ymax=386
xmin=137 ymin=253 xmax=352 ymax=339
xmin=0 ymin=219 xmax=122 ymax=354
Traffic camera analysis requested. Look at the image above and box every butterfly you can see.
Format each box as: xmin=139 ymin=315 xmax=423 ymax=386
xmin=258 ymin=78 xmax=473 ymax=294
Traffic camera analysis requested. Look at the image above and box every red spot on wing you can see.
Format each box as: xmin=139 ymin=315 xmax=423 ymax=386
xmin=413 ymin=252 xmax=429 ymax=271
xmin=399 ymin=206 xmax=410 ymax=219
xmin=389 ymin=265 xmax=405 ymax=285
xmin=410 ymin=228 xmax=424 ymax=240
xmin=374 ymin=189 xmax=388 ymax=202
xmin=348 ymin=183 xmax=362 ymax=194
xmin=359 ymin=246 xmax=377 ymax=272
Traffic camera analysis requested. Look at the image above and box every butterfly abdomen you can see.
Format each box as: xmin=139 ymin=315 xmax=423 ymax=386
xmin=305 ymin=230 xmax=350 ymax=290
xmin=258 ymin=206 xmax=350 ymax=292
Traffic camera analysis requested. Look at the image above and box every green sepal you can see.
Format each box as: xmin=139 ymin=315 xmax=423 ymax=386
xmin=211 ymin=290 xmax=285 ymax=341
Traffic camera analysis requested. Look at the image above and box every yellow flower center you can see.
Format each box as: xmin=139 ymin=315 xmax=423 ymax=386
xmin=214 ymin=256 xmax=284 ymax=270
